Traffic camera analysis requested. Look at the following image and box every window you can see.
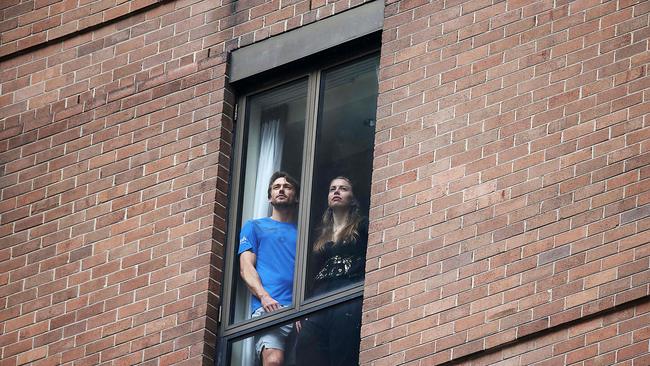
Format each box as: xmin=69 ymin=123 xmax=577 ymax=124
xmin=220 ymin=52 xmax=379 ymax=365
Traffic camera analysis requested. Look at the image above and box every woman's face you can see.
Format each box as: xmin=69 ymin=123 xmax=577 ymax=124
xmin=328 ymin=178 xmax=354 ymax=209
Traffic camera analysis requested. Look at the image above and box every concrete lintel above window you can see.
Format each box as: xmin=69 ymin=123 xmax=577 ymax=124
xmin=228 ymin=0 xmax=384 ymax=83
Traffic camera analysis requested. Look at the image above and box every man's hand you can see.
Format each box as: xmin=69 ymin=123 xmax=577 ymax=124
xmin=240 ymin=251 xmax=278 ymax=312
xmin=295 ymin=320 xmax=301 ymax=333
xmin=260 ymin=294 xmax=281 ymax=312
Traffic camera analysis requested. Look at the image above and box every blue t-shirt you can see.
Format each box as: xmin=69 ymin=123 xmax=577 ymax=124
xmin=238 ymin=217 xmax=297 ymax=313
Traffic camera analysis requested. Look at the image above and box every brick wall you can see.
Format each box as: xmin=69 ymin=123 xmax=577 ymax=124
xmin=0 ymin=0 xmax=167 ymax=58
xmin=461 ymin=300 xmax=650 ymax=366
xmin=1 ymin=0 xmax=649 ymax=365
xmin=0 ymin=0 xmax=369 ymax=365
xmin=363 ymin=0 xmax=649 ymax=364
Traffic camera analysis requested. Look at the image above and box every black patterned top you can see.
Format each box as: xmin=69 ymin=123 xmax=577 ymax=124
xmin=310 ymin=220 xmax=368 ymax=297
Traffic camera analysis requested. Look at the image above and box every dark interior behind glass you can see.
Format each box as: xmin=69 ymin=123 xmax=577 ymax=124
xmin=305 ymin=56 xmax=379 ymax=299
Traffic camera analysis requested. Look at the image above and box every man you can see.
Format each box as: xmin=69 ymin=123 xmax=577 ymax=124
xmin=238 ymin=171 xmax=299 ymax=366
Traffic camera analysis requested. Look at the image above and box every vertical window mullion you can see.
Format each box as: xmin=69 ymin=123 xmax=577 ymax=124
xmin=293 ymin=70 xmax=322 ymax=310
xmin=221 ymin=95 xmax=248 ymax=332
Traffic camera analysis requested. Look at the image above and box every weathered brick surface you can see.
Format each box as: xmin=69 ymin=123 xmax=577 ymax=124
xmin=0 ymin=0 xmax=161 ymax=58
xmin=457 ymin=300 xmax=650 ymax=366
xmin=0 ymin=0 xmax=372 ymax=364
xmin=363 ymin=0 xmax=650 ymax=364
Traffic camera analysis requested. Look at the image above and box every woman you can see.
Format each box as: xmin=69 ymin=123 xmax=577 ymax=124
xmin=294 ymin=176 xmax=368 ymax=366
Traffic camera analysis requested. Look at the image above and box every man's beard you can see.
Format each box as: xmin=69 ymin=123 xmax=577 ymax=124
xmin=271 ymin=200 xmax=296 ymax=209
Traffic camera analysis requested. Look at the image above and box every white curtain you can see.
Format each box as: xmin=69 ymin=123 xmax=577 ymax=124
xmin=240 ymin=117 xmax=283 ymax=366
xmin=252 ymin=118 xmax=284 ymax=219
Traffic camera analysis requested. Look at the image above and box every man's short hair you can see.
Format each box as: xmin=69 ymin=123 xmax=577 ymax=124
xmin=267 ymin=171 xmax=300 ymax=199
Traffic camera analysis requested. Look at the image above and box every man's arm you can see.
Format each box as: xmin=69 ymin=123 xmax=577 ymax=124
xmin=239 ymin=251 xmax=281 ymax=312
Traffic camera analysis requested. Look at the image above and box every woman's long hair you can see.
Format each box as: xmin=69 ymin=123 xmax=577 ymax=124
xmin=313 ymin=177 xmax=364 ymax=252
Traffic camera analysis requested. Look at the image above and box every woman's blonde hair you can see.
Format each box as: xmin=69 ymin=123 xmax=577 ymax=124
xmin=313 ymin=176 xmax=364 ymax=252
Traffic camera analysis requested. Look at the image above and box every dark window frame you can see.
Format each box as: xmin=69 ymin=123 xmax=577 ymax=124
xmin=217 ymin=3 xmax=384 ymax=363
xmin=218 ymin=49 xmax=380 ymax=365
xmin=222 ymin=46 xmax=380 ymax=331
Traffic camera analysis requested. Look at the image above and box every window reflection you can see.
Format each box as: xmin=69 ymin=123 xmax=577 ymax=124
xmin=231 ymin=79 xmax=308 ymax=326
xmin=305 ymin=57 xmax=378 ymax=299
xmin=229 ymin=299 xmax=363 ymax=366
xmin=295 ymin=298 xmax=363 ymax=366
xmin=226 ymin=55 xmax=378 ymax=366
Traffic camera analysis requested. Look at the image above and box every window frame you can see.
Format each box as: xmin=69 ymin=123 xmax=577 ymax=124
xmin=218 ymin=44 xmax=380 ymax=364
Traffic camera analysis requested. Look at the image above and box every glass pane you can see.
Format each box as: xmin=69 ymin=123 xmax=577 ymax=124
xmin=305 ymin=57 xmax=378 ymax=300
xmin=229 ymin=298 xmax=363 ymax=366
xmin=230 ymin=79 xmax=308 ymax=325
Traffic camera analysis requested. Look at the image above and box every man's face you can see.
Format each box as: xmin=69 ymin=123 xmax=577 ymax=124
xmin=269 ymin=177 xmax=297 ymax=208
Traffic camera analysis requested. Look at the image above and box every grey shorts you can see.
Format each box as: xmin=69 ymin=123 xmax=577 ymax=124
xmin=251 ymin=307 xmax=293 ymax=357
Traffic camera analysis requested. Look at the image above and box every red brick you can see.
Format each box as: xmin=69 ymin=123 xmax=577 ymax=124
xmin=3 ymin=1 xmax=650 ymax=366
